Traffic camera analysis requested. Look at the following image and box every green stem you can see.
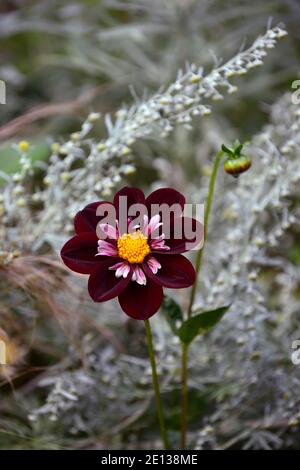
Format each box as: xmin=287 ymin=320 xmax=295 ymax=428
xmin=187 ymin=151 xmax=223 ymax=318
xmin=144 ymin=319 xmax=170 ymax=450
xmin=180 ymin=150 xmax=223 ymax=449
xmin=180 ymin=342 xmax=189 ymax=449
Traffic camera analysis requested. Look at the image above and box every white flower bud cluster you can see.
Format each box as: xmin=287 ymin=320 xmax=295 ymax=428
xmin=0 ymin=26 xmax=286 ymax=252
xmin=29 ymin=341 xmax=154 ymax=433
xmin=187 ymin=91 xmax=300 ymax=449
xmin=92 ymin=25 xmax=286 ymax=154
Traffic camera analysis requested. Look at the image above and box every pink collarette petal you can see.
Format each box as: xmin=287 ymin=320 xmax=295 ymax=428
xmin=142 ymin=214 xmax=149 ymax=232
xmin=99 ymin=223 xmax=119 ymax=239
xmin=109 ymin=261 xmax=131 ymax=278
xmin=143 ymin=214 xmax=162 ymax=236
xmin=97 ymin=240 xmax=118 ymax=257
xmin=132 ymin=265 xmax=147 ymax=285
xmin=150 ymin=236 xmax=170 ymax=251
xmin=147 ymin=256 xmax=161 ymax=274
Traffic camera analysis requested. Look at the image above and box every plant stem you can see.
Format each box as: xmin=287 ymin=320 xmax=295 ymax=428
xmin=180 ymin=150 xmax=223 ymax=449
xmin=180 ymin=342 xmax=189 ymax=449
xmin=187 ymin=150 xmax=223 ymax=318
xmin=144 ymin=318 xmax=170 ymax=450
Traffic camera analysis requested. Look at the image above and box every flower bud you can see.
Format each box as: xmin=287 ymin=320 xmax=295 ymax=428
xmin=51 ymin=142 xmax=61 ymax=154
xmin=18 ymin=140 xmax=29 ymax=152
xmin=221 ymin=142 xmax=251 ymax=177
xmin=60 ymin=172 xmax=71 ymax=183
xmin=16 ymin=197 xmax=26 ymax=207
xmin=87 ymin=112 xmax=100 ymax=123
xmin=224 ymin=155 xmax=251 ymax=176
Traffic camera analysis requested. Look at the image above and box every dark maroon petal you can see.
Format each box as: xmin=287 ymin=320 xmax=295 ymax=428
xmin=61 ymin=232 xmax=103 ymax=274
xmin=88 ymin=260 xmax=132 ymax=302
xmin=74 ymin=201 xmax=115 ymax=234
xmin=143 ymin=254 xmax=195 ymax=288
xmin=152 ymin=217 xmax=204 ymax=254
xmin=113 ymin=187 xmax=146 ymax=218
xmin=118 ymin=278 xmax=163 ymax=320
xmin=146 ymin=188 xmax=185 ymax=216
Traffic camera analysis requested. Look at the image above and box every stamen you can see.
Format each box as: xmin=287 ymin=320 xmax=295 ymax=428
xmin=117 ymin=230 xmax=150 ymax=264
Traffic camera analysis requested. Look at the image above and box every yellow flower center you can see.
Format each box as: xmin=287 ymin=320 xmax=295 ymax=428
xmin=117 ymin=230 xmax=150 ymax=264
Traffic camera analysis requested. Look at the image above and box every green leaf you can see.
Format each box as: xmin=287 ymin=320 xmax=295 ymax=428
xmin=161 ymin=296 xmax=183 ymax=335
xmin=177 ymin=305 xmax=231 ymax=344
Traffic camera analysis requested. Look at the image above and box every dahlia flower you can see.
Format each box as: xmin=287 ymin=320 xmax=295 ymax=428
xmin=61 ymin=187 xmax=203 ymax=319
